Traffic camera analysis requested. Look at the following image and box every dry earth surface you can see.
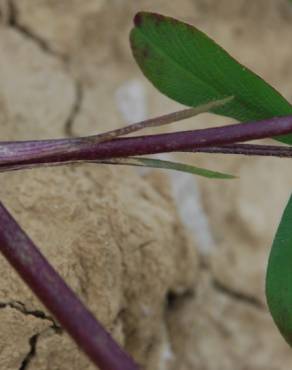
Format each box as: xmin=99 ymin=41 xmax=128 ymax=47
xmin=0 ymin=0 xmax=291 ymax=369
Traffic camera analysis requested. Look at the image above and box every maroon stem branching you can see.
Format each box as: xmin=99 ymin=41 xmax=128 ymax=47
xmin=0 ymin=202 xmax=139 ymax=370
xmin=0 ymin=143 xmax=292 ymax=173
xmin=89 ymin=96 xmax=233 ymax=143
xmin=0 ymin=115 xmax=292 ymax=169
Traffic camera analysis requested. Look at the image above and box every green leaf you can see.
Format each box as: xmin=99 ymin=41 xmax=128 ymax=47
xmin=99 ymin=157 xmax=236 ymax=179
xmin=130 ymin=12 xmax=292 ymax=144
xmin=266 ymin=194 xmax=292 ymax=345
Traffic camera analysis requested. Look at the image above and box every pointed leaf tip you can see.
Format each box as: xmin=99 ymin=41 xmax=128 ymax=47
xmin=99 ymin=157 xmax=236 ymax=179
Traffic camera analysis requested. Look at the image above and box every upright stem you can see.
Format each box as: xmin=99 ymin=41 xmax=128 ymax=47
xmin=0 ymin=203 xmax=139 ymax=370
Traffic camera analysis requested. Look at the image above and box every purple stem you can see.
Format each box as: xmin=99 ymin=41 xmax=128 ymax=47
xmin=0 ymin=115 xmax=292 ymax=167
xmin=0 ymin=143 xmax=291 ymax=173
xmin=188 ymin=143 xmax=292 ymax=157
xmin=0 ymin=202 xmax=139 ymax=370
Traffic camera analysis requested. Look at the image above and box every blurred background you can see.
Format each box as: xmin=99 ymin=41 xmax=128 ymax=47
xmin=1 ymin=0 xmax=292 ymax=369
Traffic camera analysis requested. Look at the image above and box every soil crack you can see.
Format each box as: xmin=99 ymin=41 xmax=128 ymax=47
xmin=64 ymin=80 xmax=83 ymax=137
xmin=166 ymin=289 xmax=195 ymax=311
xmin=212 ymin=278 xmax=265 ymax=310
xmin=7 ymin=1 xmax=84 ymax=139
xmin=0 ymin=300 xmax=61 ymax=329
xmin=8 ymin=0 xmax=66 ymax=61
xmin=19 ymin=332 xmax=38 ymax=370
xmin=19 ymin=326 xmax=61 ymax=370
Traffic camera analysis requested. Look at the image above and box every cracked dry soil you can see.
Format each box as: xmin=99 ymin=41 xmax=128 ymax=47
xmin=0 ymin=0 xmax=292 ymax=369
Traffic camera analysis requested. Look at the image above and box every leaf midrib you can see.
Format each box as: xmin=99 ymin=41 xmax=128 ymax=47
xmin=134 ymin=24 xmax=274 ymax=120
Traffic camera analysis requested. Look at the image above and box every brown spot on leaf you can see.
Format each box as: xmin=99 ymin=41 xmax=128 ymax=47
xmin=151 ymin=13 xmax=165 ymax=26
xmin=134 ymin=12 xmax=143 ymax=27
xmin=142 ymin=47 xmax=150 ymax=59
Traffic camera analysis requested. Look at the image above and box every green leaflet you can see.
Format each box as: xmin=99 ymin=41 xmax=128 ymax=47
xmin=130 ymin=12 xmax=292 ymax=144
xmin=100 ymin=157 xmax=236 ymax=179
xmin=266 ymin=194 xmax=292 ymax=345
